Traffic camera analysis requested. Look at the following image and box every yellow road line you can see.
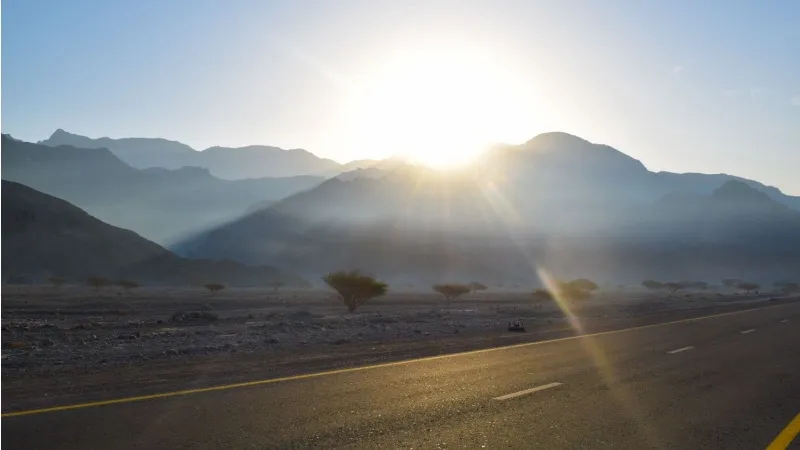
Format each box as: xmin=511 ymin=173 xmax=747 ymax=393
xmin=766 ymin=413 xmax=800 ymax=450
xmin=1 ymin=302 xmax=793 ymax=419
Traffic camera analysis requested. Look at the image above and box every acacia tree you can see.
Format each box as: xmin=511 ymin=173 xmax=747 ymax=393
xmin=737 ymin=282 xmax=760 ymax=295
xmin=433 ymin=284 xmax=472 ymax=303
xmin=558 ymin=278 xmax=599 ymax=300
xmin=203 ymin=283 xmax=225 ymax=295
xmin=468 ymin=281 xmax=488 ymax=295
xmin=323 ymin=270 xmax=388 ymax=313
xmin=267 ymin=280 xmax=285 ymax=292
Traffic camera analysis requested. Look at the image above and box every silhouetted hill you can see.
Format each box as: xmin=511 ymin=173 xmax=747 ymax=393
xmin=2 ymin=135 xmax=323 ymax=244
xmin=188 ymin=133 xmax=800 ymax=284
xmin=1 ymin=181 xmax=307 ymax=287
xmin=40 ymin=129 xmax=341 ymax=179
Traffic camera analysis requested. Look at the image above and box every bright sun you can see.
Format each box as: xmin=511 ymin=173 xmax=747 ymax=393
xmin=348 ymin=49 xmax=535 ymax=168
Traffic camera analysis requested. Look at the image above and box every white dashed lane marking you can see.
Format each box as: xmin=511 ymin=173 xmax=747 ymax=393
xmin=493 ymin=382 xmax=563 ymax=401
xmin=741 ymin=329 xmax=756 ymax=334
xmin=667 ymin=346 xmax=694 ymax=354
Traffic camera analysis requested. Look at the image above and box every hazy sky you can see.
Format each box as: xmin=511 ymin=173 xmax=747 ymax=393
xmin=3 ymin=0 xmax=799 ymax=193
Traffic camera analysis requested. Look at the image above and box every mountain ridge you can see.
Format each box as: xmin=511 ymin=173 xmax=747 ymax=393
xmin=2 ymin=180 xmax=308 ymax=286
xmin=2 ymin=135 xmax=324 ymax=244
xmin=185 ymin=133 xmax=800 ymax=284
xmin=40 ymin=129 xmax=340 ymax=179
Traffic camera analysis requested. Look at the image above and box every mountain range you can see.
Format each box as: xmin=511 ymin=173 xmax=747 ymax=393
xmin=5 ymin=130 xmax=799 ymax=287
xmin=2 ymin=135 xmax=324 ymax=244
xmin=2 ymin=180 xmax=307 ymax=287
xmin=185 ymin=133 xmax=800 ymax=285
xmin=39 ymin=129 xmax=372 ymax=179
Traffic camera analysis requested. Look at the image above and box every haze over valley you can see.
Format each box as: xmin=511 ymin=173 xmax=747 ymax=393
xmin=4 ymin=129 xmax=799 ymax=287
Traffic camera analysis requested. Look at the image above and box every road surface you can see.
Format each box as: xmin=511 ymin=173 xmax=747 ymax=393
xmin=3 ymin=302 xmax=800 ymax=449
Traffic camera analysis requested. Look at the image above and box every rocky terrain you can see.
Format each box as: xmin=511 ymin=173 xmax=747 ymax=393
xmin=3 ymin=285 xmax=787 ymax=375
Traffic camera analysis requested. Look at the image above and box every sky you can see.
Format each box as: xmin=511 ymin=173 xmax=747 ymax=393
xmin=3 ymin=0 xmax=799 ymax=193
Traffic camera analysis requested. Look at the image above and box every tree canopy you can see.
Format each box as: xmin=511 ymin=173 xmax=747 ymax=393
xmin=468 ymin=281 xmax=488 ymax=294
xmin=433 ymin=284 xmax=472 ymax=301
xmin=557 ymin=278 xmax=599 ymax=300
xmin=323 ymin=270 xmax=388 ymax=313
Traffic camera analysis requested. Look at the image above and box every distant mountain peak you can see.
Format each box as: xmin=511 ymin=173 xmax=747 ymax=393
xmin=713 ymin=179 xmax=774 ymax=203
xmin=523 ymin=132 xmax=592 ymax=148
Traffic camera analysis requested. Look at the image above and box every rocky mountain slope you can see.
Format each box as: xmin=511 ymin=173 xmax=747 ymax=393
xmin=2 ymin=181 xmax=307 ymax=286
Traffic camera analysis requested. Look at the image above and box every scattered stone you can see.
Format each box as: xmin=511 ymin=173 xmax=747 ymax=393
xmin=41 ymin=338 xmax=55 ymax=347
xmin=266 ymin=336 xmax=281 ymax=344
xmin=3 ymin=340 xmax=28 ymax=349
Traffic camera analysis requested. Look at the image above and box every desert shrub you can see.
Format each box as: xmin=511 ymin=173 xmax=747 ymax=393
xmin=323 ymin=270 xmax=388 ymax=313
xmin=87 ymin=276 xmax=111 ymax=290
xmin=432 ymin=284 xmax=471 ymax=302
xmin=532 ymin=289 xmax=554 ymax=300
xmin=267 ymin=280 xmax=285 ymax=292
xmin=737 ymin=282 xmax=760 ymax=294
xmin=468 ymin=281 xmax=488 ymax=294
xmin=116 ymin=280 xmax=141 ymax=291
xmin=203 ymin=283 xmax=225 ymax=295
xmin=48 ymin=277 xmax=67 ymax=288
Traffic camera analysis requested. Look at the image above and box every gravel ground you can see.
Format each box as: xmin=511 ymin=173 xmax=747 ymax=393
xmin=1 ymin=285 xmax=773 ymax=376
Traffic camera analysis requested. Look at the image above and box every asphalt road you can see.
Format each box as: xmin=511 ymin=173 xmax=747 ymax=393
xmin=3 ymin=302 xmax=800 ymax=449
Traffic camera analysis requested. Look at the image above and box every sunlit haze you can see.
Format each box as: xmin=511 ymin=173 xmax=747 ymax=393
xmin=2 ymin=1 xmax=799 ymax=191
